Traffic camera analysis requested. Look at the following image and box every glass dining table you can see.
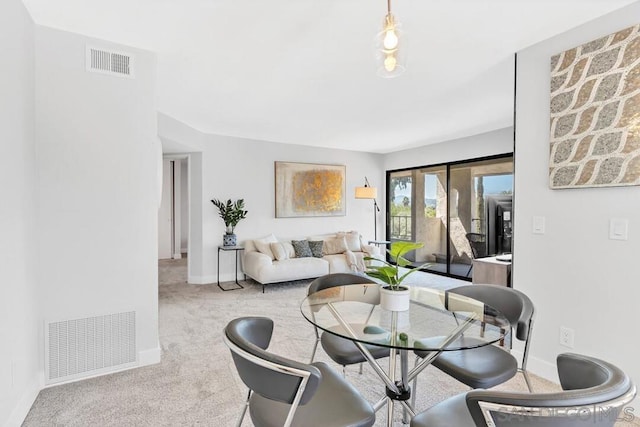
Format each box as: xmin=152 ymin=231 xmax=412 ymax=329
xmin=300 ymin=283 xmax=511 ymax=426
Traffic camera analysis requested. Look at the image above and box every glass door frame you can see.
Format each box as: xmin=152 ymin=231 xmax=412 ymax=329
xmin=385 ymin=152 xmax=514 ymax=280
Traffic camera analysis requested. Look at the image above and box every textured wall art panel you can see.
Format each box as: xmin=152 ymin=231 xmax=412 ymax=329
xmin=549 ymin=23 xmax=640 ymax=189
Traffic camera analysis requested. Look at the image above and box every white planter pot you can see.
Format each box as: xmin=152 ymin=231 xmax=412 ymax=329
xmin=380 ymin=286 xmax=410 ymax=311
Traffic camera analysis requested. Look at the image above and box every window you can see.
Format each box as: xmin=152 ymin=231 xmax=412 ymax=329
xmin=387 ymin=154 xmax=513 ymax=280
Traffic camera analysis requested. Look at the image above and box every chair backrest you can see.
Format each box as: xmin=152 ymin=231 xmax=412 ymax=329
xmin=449 ymin=284 xmax=534 ymax=342
xmin=465 ymin=233 xmax=487 ymax=259
xmin=224 ymin=317 xmax=321 ymax=406
xmin=307 ymin=273 xmax=376 ymax=296
xmin=465 ymin=353 xmax=636 ymax=427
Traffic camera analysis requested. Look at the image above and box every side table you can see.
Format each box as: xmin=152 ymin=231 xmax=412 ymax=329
xmin=217 ymin=246 xmax=245 ymax=291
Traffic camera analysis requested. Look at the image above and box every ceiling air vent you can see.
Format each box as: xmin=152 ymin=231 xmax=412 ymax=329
xmin=86 ymin=46 xmax=135 ymax=78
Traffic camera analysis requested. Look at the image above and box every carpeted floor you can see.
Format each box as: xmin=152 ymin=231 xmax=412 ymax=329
xmin=22 ymin=258 xmax=638 ymax=426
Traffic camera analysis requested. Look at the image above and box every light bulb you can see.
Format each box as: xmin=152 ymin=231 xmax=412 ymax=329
xmin=384 ymin=54 xmax=397 ymax=72
xmin=383 ymin=28 xmax=398 ymax=50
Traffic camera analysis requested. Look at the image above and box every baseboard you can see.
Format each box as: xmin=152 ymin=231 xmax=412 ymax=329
xmin=5 ymin=372 xmax=43 ymax=427
xmin=188 ymin=274 xmax=242 ymax=285
xmin=172 ymin=253 xmax=182 ymax=259
xmin=138 ymin=345 xmax=161 ymax=366
xmin=188 ymin=275 xmax=216 ymax=285
xmin=511 ymin=350 xmax=559 ymax=383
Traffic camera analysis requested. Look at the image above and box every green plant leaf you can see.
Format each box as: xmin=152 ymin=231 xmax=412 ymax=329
xmin=365 ymin=241 xmax=430 ymax=289
xmin=396 ymin=263 xmax=432 ymax=283
xmin=396 ymin=255 xmax=413 ymax=267
xmin=389 ymin=241 xmax=424 ymax=259
xmin=211 ymin=198 xmax=248 ymax=230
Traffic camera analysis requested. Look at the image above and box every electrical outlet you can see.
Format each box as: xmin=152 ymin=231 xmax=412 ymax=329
xmin=559 ymin=326 xmax=575 ymax=348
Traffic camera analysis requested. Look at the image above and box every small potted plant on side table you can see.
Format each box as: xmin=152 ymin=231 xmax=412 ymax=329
xmin=364 ymin=241 xmax=429 ymax=311
xmin=211 ymin=198 xmax=248 ymax=247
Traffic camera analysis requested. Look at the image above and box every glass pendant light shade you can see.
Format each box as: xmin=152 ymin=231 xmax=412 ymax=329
xmin=374 ymin=13 xmax=407 ymax=78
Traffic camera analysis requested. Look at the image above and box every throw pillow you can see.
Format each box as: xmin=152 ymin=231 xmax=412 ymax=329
xmin=308 ymin=240 xmax=324 ymax=258
xmin=323 ymin=236 xmax=348 ymax=255
xmin=283 ymin=242 xmax=296 ymax=258
xmin=270 ymin=242 xmax=290 ymax=261
xmin=338 ymin=231 xmax=362 ymax=252
xmin=254 ymin=233 xmax=278 ymax=260
xmin=291 ymin=239 xmax=313 ymax=258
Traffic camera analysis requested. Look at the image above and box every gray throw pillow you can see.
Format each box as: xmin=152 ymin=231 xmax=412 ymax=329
xmin=308 ymin=240 xmax=324 ymax=258
xmin=291 ymin=240 xmax=312 ymax=258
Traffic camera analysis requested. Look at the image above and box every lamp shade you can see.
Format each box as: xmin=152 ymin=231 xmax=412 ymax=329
xmin=355 ymin=186 xmax=378 ymax=199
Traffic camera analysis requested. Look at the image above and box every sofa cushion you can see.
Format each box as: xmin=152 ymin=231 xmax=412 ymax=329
xmin=324 ymin=237 xmax=348 ymax=255
xmin=292 ymin=240 xmax=313 ymax=258
xmin=254 ymin=234 xmax=278 ymax=259
xmin=308 ymin=240 xmax=324 ymax=258
xmin=270 ymin=242 xmax=291 ymax=261
xmin=337 ymin=231 xmax=362 ymax=252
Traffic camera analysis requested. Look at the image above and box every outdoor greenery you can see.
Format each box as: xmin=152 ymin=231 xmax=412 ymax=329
xmin=364 ymin=241 xmax=430 ymax=290
xmin=211 ymin=198 xmax=248 ymax=234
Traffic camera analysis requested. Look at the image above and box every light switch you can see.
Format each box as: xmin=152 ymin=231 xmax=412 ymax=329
xmin=532 ymin=216 xmax=545 ymax=234
xmin=609 ymin=218 xmax=628 ymax=240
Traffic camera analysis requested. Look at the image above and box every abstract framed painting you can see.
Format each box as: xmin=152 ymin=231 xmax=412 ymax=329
xmin=275 ymin=162 xmax=346 ymax=217
xmin=549 ymin=23 xmax=640 ymax=189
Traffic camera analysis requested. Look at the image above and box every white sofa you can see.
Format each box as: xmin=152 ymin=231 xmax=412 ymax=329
xmin=242 ymin=232 xmax=382 ymax=291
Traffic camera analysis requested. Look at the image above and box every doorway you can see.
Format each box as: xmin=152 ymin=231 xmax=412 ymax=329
xmin=158 ymin=157 xmax=189 ymax=260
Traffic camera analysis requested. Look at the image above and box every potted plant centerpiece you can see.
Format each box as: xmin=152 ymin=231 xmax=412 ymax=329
xmin=364 ymin=241 xmax=428 ymax=311
xmin=211 ymin=198 xmax=248 ymax=247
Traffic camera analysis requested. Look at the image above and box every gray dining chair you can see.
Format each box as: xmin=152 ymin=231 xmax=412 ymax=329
xmin=224 ymin=316 xmax=376 ymax=427
xmin=411 ymin=352 xmax=636 ymax=427
xmin=413 ymin=284 xmax=535 ymax=399
xmin=465 ymin=232 xmax=487 ymax=277
xmin=307 ymin=273 xmax=390 ymax=375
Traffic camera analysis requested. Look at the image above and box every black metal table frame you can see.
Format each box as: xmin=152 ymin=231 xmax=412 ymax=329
xmin=217 ymin=246 xmax=245 ymax=291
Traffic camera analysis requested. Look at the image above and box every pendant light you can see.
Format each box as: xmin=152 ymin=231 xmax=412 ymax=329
xmin=375 ymin=0 xmax=407 ymax=78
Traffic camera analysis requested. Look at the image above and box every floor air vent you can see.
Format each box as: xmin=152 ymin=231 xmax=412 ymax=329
xmin=46 ymin=311 xmax=137 ymax=384
xmin=86 ymin=46 xmax=135 ymax=78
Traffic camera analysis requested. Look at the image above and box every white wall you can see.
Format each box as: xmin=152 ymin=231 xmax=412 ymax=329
xmin=157 ymin=114 xmax=384 ymax=283
xmin=0 ymin=0 xmax=40 ymax=424
xmin=201 ymin=135 xmax=384 ymax=283
xmin=515 ymin=1 xmax=639 ymax=411
xmin=34 ymin=26 xmax=160 ymax=368
xmin=384 ymin=127 xmax=514 ymax=171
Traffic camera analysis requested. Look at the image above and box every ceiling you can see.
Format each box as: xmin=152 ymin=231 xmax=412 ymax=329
xmin=22 ymin=0 xmax=637 ymax=153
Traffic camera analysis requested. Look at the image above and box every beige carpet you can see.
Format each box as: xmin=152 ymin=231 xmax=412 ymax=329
xmin=22 ymin=258 xmax=637 ymax=426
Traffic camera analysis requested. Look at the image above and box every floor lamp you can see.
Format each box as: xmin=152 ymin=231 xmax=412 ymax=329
xmin=355 ymin=177 xmax=380 ymax=240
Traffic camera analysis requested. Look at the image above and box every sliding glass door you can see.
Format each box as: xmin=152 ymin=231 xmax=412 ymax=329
xmin=387 ymin=154 xmax=513 ymax=280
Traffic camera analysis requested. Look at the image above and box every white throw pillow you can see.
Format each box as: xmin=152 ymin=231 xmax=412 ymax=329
xmin=323 ymin=236 xmax=348 ymax=255
xmin=337 ymin=231 xmax=362 ymax=252
xmin=270 ymin=242 xmax=290 ymax=261
xmin=283 ymin=242 xmax=296 ymax=258
xmin=254 ymin=234 xmax=278 ymax=260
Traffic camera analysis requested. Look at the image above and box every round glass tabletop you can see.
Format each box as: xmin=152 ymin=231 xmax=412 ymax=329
xmin=301 ymin=284 xmax=511 ymax=351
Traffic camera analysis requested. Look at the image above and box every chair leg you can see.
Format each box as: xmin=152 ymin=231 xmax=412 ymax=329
xmin=309 ymin=337 xmax=319 ymax=363
xmin=522 ymin=369 xmax=534 ymax=392
xmin=342 ymin=365 xmax=346 ymax=377
xmin=237 ymin=389 xmax=251 ymax=427
xmin=359 ymin=362 xmax=363 ymax=375
xmin=411 ymin=355 xmax=420 ymax=409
